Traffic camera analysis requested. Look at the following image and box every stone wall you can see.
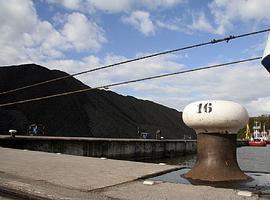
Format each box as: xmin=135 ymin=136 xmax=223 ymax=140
xmin=0 ymin=136 xmax=197 ymax=160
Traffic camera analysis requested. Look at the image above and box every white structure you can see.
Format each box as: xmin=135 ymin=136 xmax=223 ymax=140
xmin=9 ymin=129 xmax=17 ymax=138
xmin=9 ymin=129 xmax=17 ymax=134
xmin=250 ymin=122 xmax=269 ymax=141
xmin=182 ymin=100 xmax=249 ymax=181
xmin=262 ymin=33 xmax=270 ymax=73
xmin=183 ymin=100 xmax=249 ymax=134
xmin=251 ymin=121 xmax=261 ymax=140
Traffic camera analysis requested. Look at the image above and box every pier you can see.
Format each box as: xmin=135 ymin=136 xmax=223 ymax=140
xmin=1 ymin=135 xmax=265 ymax=200
xmin=0 ymin=147 xmax=266 ymax=200
xmin=0 ymin=135 xmax=196 ymax=160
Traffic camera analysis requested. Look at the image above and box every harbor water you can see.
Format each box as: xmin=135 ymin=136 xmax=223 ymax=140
xmin=146 ymin=145 xmax=270 ymax=173
xmin=147 ymin=145 xmax=270 ymax=196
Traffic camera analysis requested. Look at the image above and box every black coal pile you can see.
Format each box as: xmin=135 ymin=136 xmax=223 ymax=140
xmin=0 ymin=64 xmax=195 ymax=139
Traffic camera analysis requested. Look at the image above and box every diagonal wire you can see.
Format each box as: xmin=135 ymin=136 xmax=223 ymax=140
xmin=0 ymin=28 xmax=269 ymax=96
xmin=0 ymin=56 xmax=261 ymax=108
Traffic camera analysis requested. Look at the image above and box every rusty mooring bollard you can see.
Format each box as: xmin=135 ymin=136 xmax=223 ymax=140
xmin=183 ymin=100 xmax=249 ymax=182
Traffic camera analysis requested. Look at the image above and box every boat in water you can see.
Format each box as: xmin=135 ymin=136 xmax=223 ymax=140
xmin=248 ymin=140 xmax=267 ymax=147
xmin=248 ymin=122 xmax=267 ymax=147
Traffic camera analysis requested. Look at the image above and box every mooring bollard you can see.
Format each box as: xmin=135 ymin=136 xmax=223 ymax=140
xmin=183 ymin=100 xmax=249 ymax=182
xmin=9 ymin=129 xmax=17 ymax=138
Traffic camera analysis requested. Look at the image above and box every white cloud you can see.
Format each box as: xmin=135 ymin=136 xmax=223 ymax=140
xmin=0 ymin=0 xmax=37 ymax=36
xmin=47 ymin=0 xmax=82 ymax=10
xmin=155 ymin=11 xmax=217 ymax=34
xmin=157 ymin=0 xmax=270 ymax=35
xmin=122 ymin=11 xmax=155 ymax=36
xmin=43 ymin=55 xmax=102 ymax=75
xmin=0 ymin=0 xmax=39 ymax=64
xmin=39 ymin=52 xmax=185 ymax=91
xmin=209 ymin=0 xmax=270 ymax=34
xmin=102 ymin=53 xmax=184 ymax=82
xmin=48 ymin=0 xmax=133 ymax=13
xmin=247 ymin=97 xmax=270 ymax=116
xmin=46 ymin=0 xmax=184 ymax=12
xmin=0 ymin=1 xmax=106 ymax=65
xmin=62 ymin=13 xmax=106 ymax=51
xmin=189 ymin=12 xmax=216 ymax=34
xmin=112 ymin=60 xmax=270 ymax=116
xmin=156 ymin=20 xmax=180 ymax=31
xmin=139 ymin=0 xmax=184 ymax=10
xmin=138 ymin=0 xmax=185 ymax=11
xmin=88 ymin=0 xmax=134 ymax=13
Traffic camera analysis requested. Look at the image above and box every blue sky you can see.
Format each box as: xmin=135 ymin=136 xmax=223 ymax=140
xmin=0 ymin=0 xmax=269 ymax=116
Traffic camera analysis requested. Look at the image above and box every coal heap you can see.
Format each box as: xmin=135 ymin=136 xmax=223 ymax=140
xmin=0 ymin=64 xmax=195 ymax=139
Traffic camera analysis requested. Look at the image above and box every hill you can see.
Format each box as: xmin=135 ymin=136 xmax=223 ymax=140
xmin=0 ymin=64 xmax=195 ymax=139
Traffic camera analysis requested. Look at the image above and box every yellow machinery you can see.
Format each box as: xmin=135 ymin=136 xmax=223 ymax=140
xmin=245 ymin=124 xmax=251 ymax=140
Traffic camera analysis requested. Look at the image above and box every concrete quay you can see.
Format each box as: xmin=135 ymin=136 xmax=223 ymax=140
xmin=0 ymin=135 xmax=197 ymax=160
xmin=0 ymin=147 xmax=265 ymax=200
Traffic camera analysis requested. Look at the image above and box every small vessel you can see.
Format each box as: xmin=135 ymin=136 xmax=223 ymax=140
xmin=248 ymin=121 xmax=267 ymax=147
xmin=248 ymin=140 xmax=267 ymax=147
xmin=261 ymin=124 xmax=270 ymax=144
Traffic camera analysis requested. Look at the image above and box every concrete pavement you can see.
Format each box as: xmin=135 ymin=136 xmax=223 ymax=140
xmin=100 ymin=181 xmax=261 ymax=200
xmin=0 ymin=147 xmax=265 ymax=199
xmin=0 ymin=147 xmax=180 ymax=190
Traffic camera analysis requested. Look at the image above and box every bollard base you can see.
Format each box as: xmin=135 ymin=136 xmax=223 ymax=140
xmin=185 ymin=133 xmax=248 ymax=182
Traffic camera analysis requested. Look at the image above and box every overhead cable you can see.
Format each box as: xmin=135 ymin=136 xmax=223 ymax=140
xmin=0 ymin=28 xmax=269 ymax=96
xmin=0 ymin=56 xmax=261 ymax=108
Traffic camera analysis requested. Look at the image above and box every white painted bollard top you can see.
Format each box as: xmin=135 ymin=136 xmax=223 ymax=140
xmin=183 ymin=100 xmax=249 ymax=134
